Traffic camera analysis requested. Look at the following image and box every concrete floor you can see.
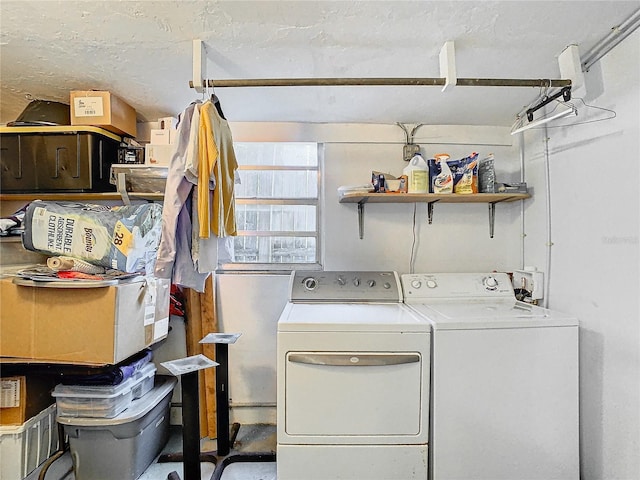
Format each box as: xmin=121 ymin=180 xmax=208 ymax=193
xmin=28 ymin=424 xmax=277 ymax=480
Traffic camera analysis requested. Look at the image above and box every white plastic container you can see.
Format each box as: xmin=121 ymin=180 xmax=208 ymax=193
xmin=52 ymin=363 xmax=156 ymax=418
xmin=403 ymin=153 xmax=429 ymax=194
xmin=0 ymin=404 xmax=58 ymax=480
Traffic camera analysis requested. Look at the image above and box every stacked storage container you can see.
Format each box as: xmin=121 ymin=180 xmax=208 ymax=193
xmin=53 ymin=359 xmax=177 ymax=480
xmin=0 ymin=404 xmax=58 ymax=480
xmin=52 ymin=363 xmax=157 ymax=418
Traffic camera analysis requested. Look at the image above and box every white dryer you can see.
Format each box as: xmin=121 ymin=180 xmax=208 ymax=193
xmin=277 ymin=271 xmax=430 ymax=480
xmin=401 ymin=272 xmax=579 ymax=480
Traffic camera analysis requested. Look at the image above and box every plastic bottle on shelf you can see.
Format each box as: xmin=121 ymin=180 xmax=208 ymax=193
xmin=403 ymin=152 xmax=429 ymax=194
xmin=431 ymin=153 xmax=453 ymax=194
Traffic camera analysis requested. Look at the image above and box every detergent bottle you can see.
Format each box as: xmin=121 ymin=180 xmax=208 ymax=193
xmin=403 ymin=152 xmax=429 ymax=194
xmin=431 ymin=153 xmax=453 ymax=194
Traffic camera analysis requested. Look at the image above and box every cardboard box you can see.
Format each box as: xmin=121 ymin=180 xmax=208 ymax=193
xmin=149 ymin=129 xmax=176 ymax=145
xmin=158 ymin=117 xmax=177 ymax=130
xmin=70 ymin=90 xmax=137 ymax=138
xmin=0 ymin=376 xmax=56 ymax=425
xmin=0 ymin=277 xmax=170 ymax=365
xmin=145 ymin=143 xmax=175 ymax=166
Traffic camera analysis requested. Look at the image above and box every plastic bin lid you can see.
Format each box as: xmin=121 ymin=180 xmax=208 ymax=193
xmin=56 ymin=376 xmax=176 ymax=427
xmin=7 ymin=100 xmax=70 ymax=126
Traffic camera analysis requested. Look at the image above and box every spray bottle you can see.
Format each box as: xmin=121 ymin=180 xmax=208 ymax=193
xmin=431 ymin=153 xmax=453 ymax=194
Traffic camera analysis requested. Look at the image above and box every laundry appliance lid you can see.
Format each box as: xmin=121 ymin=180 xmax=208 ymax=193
xmin=277 ymin=302 xmax=430 ymax=333
xmin=408 ymin=300 xmax=578 ymax=330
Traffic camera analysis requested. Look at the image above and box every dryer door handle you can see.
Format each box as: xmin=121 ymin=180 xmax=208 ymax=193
xmin=288 ymin=353 xmax=420 ymax=366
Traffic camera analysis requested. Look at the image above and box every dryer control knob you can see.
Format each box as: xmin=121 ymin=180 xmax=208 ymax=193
xmin=426 ymin=280 xmax=437 ymax=289
xmin=303 ymin=277 xmax=318 ymax=290
xmin=411 ymin=280 xmax=422 ymax=289
xmin=353 ymin=278 xmax=360 ymax=286
xmin=337 ymin=275 xmax=346 ymax=286
xmin=383 ymin=282 xmax=391 ymax=289
xmin=368 ymin=280 xmax=376 ymax=288
xmin=483 ymin=276 xmax=499 ymax=290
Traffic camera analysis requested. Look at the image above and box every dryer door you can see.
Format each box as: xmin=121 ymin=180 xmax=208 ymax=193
xmin=285 ymin=350 xmax=422 ymax=439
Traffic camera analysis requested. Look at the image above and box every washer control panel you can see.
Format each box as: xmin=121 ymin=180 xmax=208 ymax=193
xmin=401 ymin=272 xmax=515 ymax=301
xmin=290 ymin=271 xmax=402 ymax=302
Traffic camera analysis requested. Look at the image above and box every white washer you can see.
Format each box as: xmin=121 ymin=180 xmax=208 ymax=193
xmin=401 ymin=272 xmax=579 ymax=480
xmin=277 ymin=271 xmax=431 ymax=480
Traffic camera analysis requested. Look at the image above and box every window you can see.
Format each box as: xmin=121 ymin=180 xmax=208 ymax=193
xmin=223 ymin=142 xmax=321 ymax=270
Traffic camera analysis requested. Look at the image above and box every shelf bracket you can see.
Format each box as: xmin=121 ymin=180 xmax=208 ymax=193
xmin=488 ymin=202 xmax=496 ymax=238
xmin=427 ymin=200 xmax=440 ymax=224
xmin=358 ymin=201 xmax=365 ymax=239
xmin=116 ymin=172 xmax=131 ymax=206
xmin=488 ymin=197 xmax=511 ymax=238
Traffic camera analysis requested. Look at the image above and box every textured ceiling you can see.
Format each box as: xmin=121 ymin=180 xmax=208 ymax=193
xmin=1 ymin=1 xmax=638 ymax=128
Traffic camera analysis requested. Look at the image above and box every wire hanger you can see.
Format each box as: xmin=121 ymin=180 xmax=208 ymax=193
xmin=544 ymin=97 xmax=616 ymax=128
xmin=208 ymin=81 xmax=226 ymax=119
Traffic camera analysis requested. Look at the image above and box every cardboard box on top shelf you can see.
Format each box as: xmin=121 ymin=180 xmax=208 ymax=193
xmin=0 ymin=276 xmax=170 ymax=366
xmin=158 ymin=116 xmax=177 ymax=130
xmin=149 ymin=129 xmax=177 ymax=145
xmin=145 ymin=143 xmax=175 ymax=166
xmin=70 ymin=90 xmax=137 ymax=138
xmin=0 ymin=375 xmax=57 ymax=425
xmin=136 ymin=121 xmax=159 ymax=143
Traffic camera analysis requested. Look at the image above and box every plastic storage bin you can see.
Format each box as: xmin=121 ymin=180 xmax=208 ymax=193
xmin=58 ymin=376 xmax=176 ymax=480
xmin=0 ymin=404 xmax=58 ymax=480
xmin=52 ymin=363 xmax=156 ymax=418
xmin=110 ymin=164 xmax=168 ymax=193
xmin=0 ymin=126 xmax=121 ymax=192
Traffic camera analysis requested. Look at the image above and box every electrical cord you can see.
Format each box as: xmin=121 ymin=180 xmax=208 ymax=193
xmin=37 ymin=423 xmax=71 ymax=480
xmin=409 ymin=203 xmax=417 ymax=274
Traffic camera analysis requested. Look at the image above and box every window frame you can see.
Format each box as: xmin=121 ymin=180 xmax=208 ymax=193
xmin=218 ymin=142 xmax=323 ymax=273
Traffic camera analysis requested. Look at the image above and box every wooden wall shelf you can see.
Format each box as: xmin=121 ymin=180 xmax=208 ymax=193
xmin=0 ymin=192 xmax=163 ymax=203
xmin=338 ymin=191 xmax=531 ymax=239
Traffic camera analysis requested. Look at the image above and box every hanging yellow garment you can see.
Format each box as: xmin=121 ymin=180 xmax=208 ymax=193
xmin=197 ymin=101 xmax=238 ymax=238
xmin=197 ymin=102 xmax=217 ymax=238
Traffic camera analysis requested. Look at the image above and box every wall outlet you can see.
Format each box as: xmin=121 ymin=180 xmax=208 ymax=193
xmin=513 ymin=268 xmax=544 ymax=301
xmin=403 ymin=144 xmax=421 ymax=162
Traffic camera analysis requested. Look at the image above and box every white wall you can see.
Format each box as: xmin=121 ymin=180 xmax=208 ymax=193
xmin=217 ymin=273 xmax=289 ymax=424
xmin=522 ymin=31 xmax=639 ymax=480
xmin=322 ymin=141 xmax=523 ymax=272
xmin=220 ymin=124 xmax=528 ymax=423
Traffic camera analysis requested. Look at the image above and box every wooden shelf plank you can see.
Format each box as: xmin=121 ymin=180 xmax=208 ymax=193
xmin=339 ymin=190 xmax=530 ymax=239
xmin=0 ymin=192 xmax=163 ymax=202
xmin=338 ymin=191 xmax=530 ymax=204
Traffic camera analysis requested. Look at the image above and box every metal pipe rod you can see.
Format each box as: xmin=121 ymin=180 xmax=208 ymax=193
xmin=189 ymin=77 xmax=570 ymax=89
xmin=582 ymin=8 xmax=640 ymax=71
